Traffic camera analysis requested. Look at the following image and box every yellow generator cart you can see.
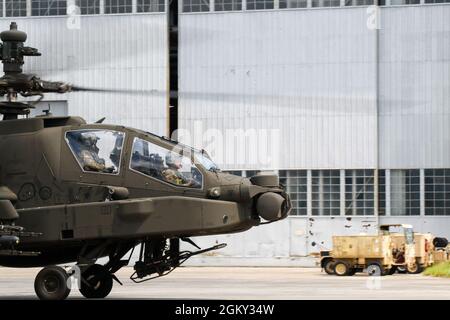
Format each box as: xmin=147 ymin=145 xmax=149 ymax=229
xmin=320 ymin=224 xmax=416 ymax=276
xmin=321 ymin=235 xmax=394 ymax=276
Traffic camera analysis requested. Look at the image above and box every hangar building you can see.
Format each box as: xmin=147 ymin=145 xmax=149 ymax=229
xmin=2 ymin=0 xmax=449 ymax=265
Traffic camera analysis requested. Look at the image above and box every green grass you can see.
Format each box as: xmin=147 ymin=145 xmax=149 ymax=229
xmin=423 ymin=262 xmax=450 ymax=278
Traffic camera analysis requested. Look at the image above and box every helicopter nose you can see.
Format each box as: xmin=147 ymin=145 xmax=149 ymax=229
xmin=256 ymin=192 xmax=287 ymax=221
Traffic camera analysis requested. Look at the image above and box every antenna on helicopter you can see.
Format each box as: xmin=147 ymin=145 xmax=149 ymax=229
xmin=95 ymin=117 xmax=106 ymax=124
xmin=36 ymin=103 xmax=52 ymax=118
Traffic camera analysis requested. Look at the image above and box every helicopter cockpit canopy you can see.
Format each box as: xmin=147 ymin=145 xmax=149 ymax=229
xmin=65 ymin=129 xmax=124 ymax=174
xmin=193 ymin=150 xmax=220 ymax=172
xmin=130 ymin=137 xmax=203 ymax=189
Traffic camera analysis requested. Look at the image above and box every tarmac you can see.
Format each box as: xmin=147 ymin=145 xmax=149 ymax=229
xmin=0 ymin=267 xmax=448 ymax=300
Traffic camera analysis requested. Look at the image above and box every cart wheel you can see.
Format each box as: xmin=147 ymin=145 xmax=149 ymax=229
xmin=407 ymin=262 xmax=424 ymax=274
xmin=324 ymin=259 xmax=336 ymax=275
xmin=367 ymin=263 xmax=383 ymax=277
xmin=334 ymin=261 xmax=350 ymax=276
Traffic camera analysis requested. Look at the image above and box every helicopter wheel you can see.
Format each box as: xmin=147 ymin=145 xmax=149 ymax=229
xmin=34 ymin=266 xmax=71 ymax=300
xmin=79 ymin=264 xmax=113 ymax=299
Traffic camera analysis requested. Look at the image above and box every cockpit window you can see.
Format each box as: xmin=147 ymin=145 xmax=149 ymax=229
xmin=194 ymin=150 xmax=220 ymax=172
xmin=130 ymin=137 xmax=203 ymax=188
xmin=65 ymin=130 xmax=125 ymax=174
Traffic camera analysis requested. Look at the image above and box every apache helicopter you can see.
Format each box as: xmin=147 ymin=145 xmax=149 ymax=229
xmin=0 ymin=22 xmax=290 ymax=300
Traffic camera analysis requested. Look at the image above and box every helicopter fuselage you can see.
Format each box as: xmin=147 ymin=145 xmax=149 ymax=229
xmin=0 ymin=116 xmax=290 ymax=267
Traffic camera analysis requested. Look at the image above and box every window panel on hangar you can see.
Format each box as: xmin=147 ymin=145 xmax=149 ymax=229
xmin=312 ymin=170 xmax=340 ymax=216
xmin=31 ymin=0 xmax=67 ymax=16
xmin=390 ymin=169 xmax=420 ymax=216
xmin=345 ymin=169 xmax=375 ymax=216
xmin=425 ymin=169 xmax=450 ymax=216
xmin=75 ymin=0 xmax=101 ymax=14
xmin=138 ymin=0 xmax=166 ymax=12
xmin=424 ymin=0 xmax=450 ymax=3
xmin=105 ymin=0 xmax=133 ymax=14
xmin=215 ymin=0 xmax=242 ymax=11
xmin=311 ymin=0 xmax=340 ymax=7
xmin=344 ymin=0 xmax=374 ymax=6
xmin=279 ymin=170 xmax=307 ymax=216
xmin=5 ymin=0 xmax=27 ymax=17
xmin=279 ymin=0 xmax=307 ymax=8
xmin=246 ymin=0 xmax=274 ymax=10
xmin=183 ymin=0 xmax=210 ymax=12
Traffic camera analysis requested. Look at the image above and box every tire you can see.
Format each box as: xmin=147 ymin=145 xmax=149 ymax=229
xmin=387 ymin=266 xmax=397 ymax=275
xmin=433 ymin=237 xmax=448 ymax=248
xmin=34 ymin=266 xmax=71 ymax=300
xmin=79 ymin=264 xmax=113 ymax=299
xmin=334 ymin=261 xmax=350 ymax=276
xmin=348 ymin=268 xmax=357 ymax=276
xmin=407 ymin=262 xmax=424 ymax=274
xmin=397 ymin=266 xmax=407 ymax=274
xmin=367 ymin=263 xmax=383 ymax=277
xmin=324 ymin=259 xmax=336 ymax=275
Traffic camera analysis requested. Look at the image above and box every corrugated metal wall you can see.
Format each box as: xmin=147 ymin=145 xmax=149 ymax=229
xmin=179 ymin=5 xmax=450 ymax=171
xmin=379 ymin=5 xmax=450 ymax=169
xmin=178 ymin=6 xmax=450 ymax=265
xmin=179 ymin=8 xmax=378 ymax=170
xmin=0 ymin=14 xmax=168 ymax=135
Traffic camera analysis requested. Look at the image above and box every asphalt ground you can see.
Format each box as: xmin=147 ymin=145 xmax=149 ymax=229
xmin=0 ymin=267 xmax=448 ymax=300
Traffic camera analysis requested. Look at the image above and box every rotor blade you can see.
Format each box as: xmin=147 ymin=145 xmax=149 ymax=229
xmin=69 ymin=85 xmax=166 ymax=96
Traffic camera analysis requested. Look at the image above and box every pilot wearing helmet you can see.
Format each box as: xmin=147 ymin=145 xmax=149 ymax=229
xmin=162 ymin=152 xmax=195 ymax=187
xmin=79 ymin=133 xmax=115 ymax=173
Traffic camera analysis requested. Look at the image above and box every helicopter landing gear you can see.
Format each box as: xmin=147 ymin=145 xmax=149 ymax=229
xmin=75 ymin=241 xmax=136 ymax=299
xmin=131 ymin=238 xmax=226 ymax=283
xmin=34 ymin=265 xmax=71 ymax=300
xmin=79 ymin=264 xmax=113 ymax=299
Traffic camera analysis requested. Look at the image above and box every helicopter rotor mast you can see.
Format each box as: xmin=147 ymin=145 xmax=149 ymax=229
xmin=0 ymin=22 xmax=122 ymax=119
xmin=0 ymin=22 xmax=168 ymax=120
xmin=0 ymin=21 xmax=43 ymax=119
